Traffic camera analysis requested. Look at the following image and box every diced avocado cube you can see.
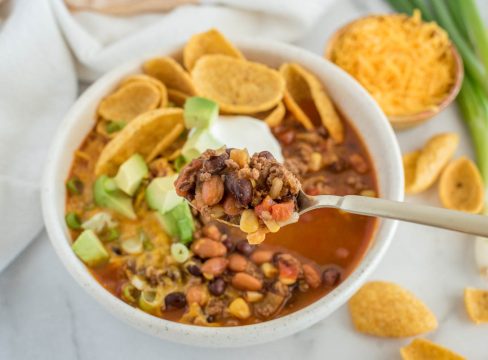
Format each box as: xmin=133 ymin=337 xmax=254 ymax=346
xmin=72 ymin=229 xmax=109 ymax=267
xmin=94 ymin=175 xmax=136 ymax=220
xmin=155 ymin=211 xmax=179 ymax=238
xmin=184 ymin=97 xmax=219 ymax=129
xmin=155 ymin=202 xmax=195 ymax=242
xmin=145 ymin=175 xmax=184 ymax=213
xmin=114 ymin=154 xmax=148 ymax=196
xmin=182 ymin=129 xmax=222 ymax=162
xmin=177 ymin=218 xmax=194 ymax=244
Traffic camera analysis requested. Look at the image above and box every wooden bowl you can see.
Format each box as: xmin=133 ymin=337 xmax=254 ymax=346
xmin=324 ymin=15 xmax=464 ymax=130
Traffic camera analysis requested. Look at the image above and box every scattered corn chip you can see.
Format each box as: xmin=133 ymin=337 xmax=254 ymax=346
xmin=98 ymin=80 xmax=161 ymax=122
xmin=439 ymin=157 xmax=484 ymax=213
xmin=252 ymin=102 xmax=286 ymax=127
xmin=403 ymin=151 xmax=421 ymax=191
xmin=95 ymin=108 xmax=184 ymax=176
xmin=464 ymin=287 xmax=488 ymax=324
xmin=400 ymin=338 xmax=465 ymax=360
xmin=143 ymin=57 xmax=196 ymax=96
xmin=120 ymin=74 xmax=168 ymax=108
xmin=191 ymin=55 xmax=285 ymax=114
xmin=405 ymin=133 xmax=459 ymax=194
xmin=348 ymin=281 xmax=437 ymax=337
xmin=183 ymin=28 xmax=244 ymax=70
xmin=280 ymin=63 xmax=344 ymax=142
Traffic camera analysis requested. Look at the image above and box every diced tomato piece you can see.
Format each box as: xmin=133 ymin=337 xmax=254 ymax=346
xmin=270 ymin=201 xmax=295 ymax=222
xmin=254 ymin=196 xmax=275 ymax=218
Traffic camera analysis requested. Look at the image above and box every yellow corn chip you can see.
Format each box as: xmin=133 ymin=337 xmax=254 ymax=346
xmin=264 ymin=102 xmax=286 ymax=127
xmin=167 ymin=88 xmax=189 ymax=107
xmin=400 ymin=338 xmax=465 ymax=360
xmin=438 ymin=157 xmax=484 ymax=213
xmin=98 ymin=81 xmax=161 ymax=122
xmin=191 ymin=55 xmax=285 ymax=114
xmin=183 ymin=28 xmax=244 ymax=70
xmin=120 ymin=74 xmax=168 ymax=108
xmin=404 ymin=151 xmax=421 ymax=192
xmin=405 ymin=133 xmax=459 ymax=194
xmin=143 ymin=57 xmax=196 ymax=96
xmin=95 ymin=108 xmax=184 ymax=176
xmin=280 ymin=63 xmax=344 ymax=142
xmin=348 ymin=281 xmax=437 ymax=337
xmin=464 ymin=287 xmax=488 ymax=324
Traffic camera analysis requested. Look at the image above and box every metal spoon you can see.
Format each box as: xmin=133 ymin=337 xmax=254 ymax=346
xmin=213 ymin=191 xmax=488 ymax=237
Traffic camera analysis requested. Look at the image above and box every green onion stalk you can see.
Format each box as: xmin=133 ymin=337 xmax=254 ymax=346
xmin=386 ymin=0 xmax=488 ymax=278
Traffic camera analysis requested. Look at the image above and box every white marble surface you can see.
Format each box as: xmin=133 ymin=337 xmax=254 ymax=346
xmin=1 ymin=0 xmax=488 ymax=359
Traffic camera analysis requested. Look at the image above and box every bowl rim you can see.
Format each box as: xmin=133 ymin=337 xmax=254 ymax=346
xmin=324 ymin=13 xmax=464 ymax=127
xmin=41 ymin=37 xmax=404 ymax=347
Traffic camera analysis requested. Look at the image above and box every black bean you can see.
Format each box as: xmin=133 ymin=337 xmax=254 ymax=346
xmin=164 ymin=292 xmax=187 ymax=309
xmin=204 ymin=154 xmax=229 ymax=174
xmin=222 ymin=238 xmax=235 ymax=252
xmin=236 ymin=240 xmax=255 ymax=257
xmin=258 ymin=151 xmax=275 ymax=160
xmin=208 ymin=277 xmax=226 ymax=296
xmin=187 ymin=264 xmax=202 ymax=277
xmin=224 ymin=173 xmax=252 ymax=206
xmin=206 ymin=315 xmax=216 ymax=323
xmin=322 ymin=266 xmax=342 ymax=287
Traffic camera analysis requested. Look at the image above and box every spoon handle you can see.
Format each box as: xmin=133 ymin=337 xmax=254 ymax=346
xmin=335 ymin=195 xmax=488 ymax=237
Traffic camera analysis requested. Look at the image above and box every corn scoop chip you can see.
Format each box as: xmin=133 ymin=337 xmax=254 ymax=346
xmin=183 ymin=28 xmax=244 ymax=71
xmin=264 ymin=102 xmax=286 ymax=127
xmin=348 ymin=281 xmax=437 ymax=337
xmin=400 ymin=338 xmax=465 ymax=360
xmin=403 ymin=151 xmax=421 ymax=191
xmin=95 ymin=108 xmax=184 ymax=176
xmin=464 ymin=288 xmax=488 ymax=324
xmin=191 ymin=55 xmax=285 ymax=114
xmin=405 ymin=133 xmax=459 ymax=194
xmin=167 ymin=88 xmax=189 ymax=107
xmin=120 ymin=74 xmax=168 ymax=108
xmin=280 ymin=63 xmax=344 ymax=143
xmin=143 ymin=57 xmax=196 ymax=96
xmin=438 ymin=157 xmax=484 ymax=213
xmin=98 ymin=80 xmax=161 ymax=122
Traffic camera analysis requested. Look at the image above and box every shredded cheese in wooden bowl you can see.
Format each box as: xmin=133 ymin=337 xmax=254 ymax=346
xmin=325 ymin=11 xmax=463 ymax=129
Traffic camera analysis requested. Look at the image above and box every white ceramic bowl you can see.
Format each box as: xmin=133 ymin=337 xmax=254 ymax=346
xmin=42 ymin=38 xmax=404 ymax=347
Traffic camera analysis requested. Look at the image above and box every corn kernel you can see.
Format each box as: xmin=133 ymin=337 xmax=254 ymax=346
xmin=261 ymin=262 xmax=278 ymax=278
xmin=263 ymin=219 xmax=280 ymax=233
xmin=245 ymin=291 xmax=264 ymax=303
xmin=240 ymin=209 xmax=259 ymax=233
xmin=228 ymin=298 xmax=251 ymax=319
xmin=230 ymin=149 xmax=249 ymax=168
xmin=309 ymin=152 xmax=323 ymax=172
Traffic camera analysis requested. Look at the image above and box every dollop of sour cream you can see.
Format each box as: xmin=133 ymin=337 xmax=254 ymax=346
xmin=210 ymin=115 xmax=284 ymax=163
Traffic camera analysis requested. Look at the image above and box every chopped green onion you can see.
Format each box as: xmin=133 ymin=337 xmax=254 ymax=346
xmin=139 ymin=290 xmax=163 ymax=314
xmin=174 ymin=155 xmax=187 ymax=172
xmin=138 ymin=228 xmax=154 ymax=251
xmin=121 ymin=237 xmax=143 ymax=255
xmin=81 ymin=212 xmax=118 ymax=234
xmin=121 ymin=283 xmax=139 ymax=303
xmin=66 ymin=177 xmax=83 ymax=195
xmin=171 ymin=243 xmax=190 ymax=263
xmin=105 ymin=120 xmax=126 ymax=134
xmin=130 ymin=275 xmax=147 ymax=291
xmin=65 ymin=212 xmax=82 ymax=230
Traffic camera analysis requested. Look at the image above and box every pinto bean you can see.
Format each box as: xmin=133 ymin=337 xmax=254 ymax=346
xmin=228 ymin=254 xmax=248 ymax=272
xmin=302 ymin=264 xmax=321 ymax=289
xmin=192 ymin=238 xmax=227 ymax=258
xmin=322 ymin=266 xmax=342 ymax=287
xmin=250 ymin=250 xmax=274 ymax=264
xmin=223 ymin=195 xmax=242 ymax=216
xmin=201 ymin=175 xmax=224 ymax=206
xmin=202 ymin=224 xmax=222 ymax=241
xmin=186 ymin=285 xmax=208 ymax=306
xmin=201 ymin=257 xmax=229 ymax=277
xmin=232 ymin=272 xmax=263 ymax=291
xmin=224 ymin=173 xmax=252 ymax=206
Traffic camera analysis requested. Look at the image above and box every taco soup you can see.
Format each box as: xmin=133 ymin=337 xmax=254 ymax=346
xmin=65 ymin=29 xmax=378 ymax=327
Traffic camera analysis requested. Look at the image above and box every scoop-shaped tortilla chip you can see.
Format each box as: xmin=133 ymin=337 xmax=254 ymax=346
xmin=98 ymin=81 xmax=161 ymax=122
xmin=400 ymin=338 xmax=465 ymax=360
xmin=95 ymin=108 xmax=184 ymax=176
xmin=192 ymin=55 xmax=285 ymax=114
xmin=121 ymin=74 xmax=168 ymax=108
xmin=264 ymin=102 xmax=286 ymax=127
xmin=183 ymin=28 xmax=244 ymax=71
xmin=464 ymin=288 xmax=488 ymax=324
xmin=348 ymin=281 xmax=437 ymax=337
xmin=439 ymin=157 xmax=484 ymax=213
xmin=280 ymin=63 xmax=344 ymax=143
xmin=167 ymin=88 xmax=189 ymax=107
xmin=143 ymin=57 xmax=196 ymax=96
xmin=403 ymin=151 xmax=421 ymax=192
xmin=406 ymin=133 xmax=459 ymax=194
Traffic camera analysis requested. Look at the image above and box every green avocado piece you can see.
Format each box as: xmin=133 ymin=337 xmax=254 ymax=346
xmin=183 ymin=97 xmax=219 ymax=129
xmin=155 ymin=202 xmax=194 ymax=243
xmin=93 ymin=175 xmax=136 ymax=220
xmin=114 ymin=154 xmax=148 ymax=196
xmin=72 ymin=229 xmax=109 ymax=267
xmin=182 ymin=128 xmax=222 ymax=162
xmin=145 ymin=175 xmax=183 ymax=213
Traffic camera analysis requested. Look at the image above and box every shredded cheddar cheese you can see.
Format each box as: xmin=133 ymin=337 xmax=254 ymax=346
xmin=330 ymin=11 xmax=456 ymax=117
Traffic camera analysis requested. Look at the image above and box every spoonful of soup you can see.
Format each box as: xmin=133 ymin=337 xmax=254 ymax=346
xmin=175 ymin=147 xmax=488 ymax=244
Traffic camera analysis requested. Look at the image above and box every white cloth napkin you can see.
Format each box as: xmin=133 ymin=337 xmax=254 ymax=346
xmin=0 ymin=0 xmax=333 ymax=272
